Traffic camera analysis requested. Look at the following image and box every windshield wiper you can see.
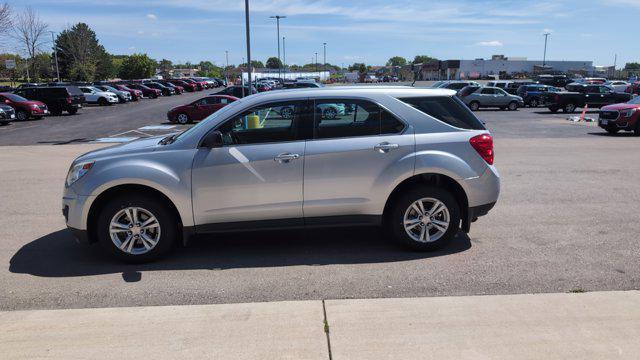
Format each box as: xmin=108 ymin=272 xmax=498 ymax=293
xmin=159 ymin=133 xmax=178 ymax=145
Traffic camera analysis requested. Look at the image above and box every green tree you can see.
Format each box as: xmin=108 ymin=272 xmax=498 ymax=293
xmin=158 ymin=58 xmax=173 ymax=78
xmin=348 ymin=63 xmax=370 ymax=73
xmin=412 ymin=55 xmax=437 ymax=64
xmin=55 ymin=23 xmax=113 ymax=81
xmin=386 ymin=56 xmax=407 ymax=67
xmin=118 ymin=53 xmax=157 ymax=79
xmin=239 ymin=60 xmax=264 ymax=69
xmin=266 ymin=57 xmax=282 ymax=69
xmin=624 ymin=62 xmax=640 ymax=71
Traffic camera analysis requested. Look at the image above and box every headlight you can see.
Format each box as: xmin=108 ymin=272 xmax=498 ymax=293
xmin=66 ymin=161 xmax=94 ymax=187
xmin=621 ymin=108 xmax=637 ymax=118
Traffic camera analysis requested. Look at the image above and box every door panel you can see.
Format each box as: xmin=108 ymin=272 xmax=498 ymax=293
xmin=192 ymin=142 xmax=305 ymax=225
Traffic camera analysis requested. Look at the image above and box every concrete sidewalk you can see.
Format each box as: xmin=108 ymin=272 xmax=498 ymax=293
xmin=1 ymin=291 xmax=639 ymax=359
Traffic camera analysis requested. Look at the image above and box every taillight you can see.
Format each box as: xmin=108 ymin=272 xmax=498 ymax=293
xmin=66 ymin=97 xmax=72 ymax=104
xmin=470 ymin=134 xmax=494 ymax=165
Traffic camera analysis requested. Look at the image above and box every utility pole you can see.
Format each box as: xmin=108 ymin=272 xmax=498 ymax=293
xmin=269 ymin=15 xmax=286 ymax=80
xmin=244 ymin=0 xmax=252 ymax=97
xmin=542 ymin=32 xmax=550 ymax=67
xmin=50 ymin=31 xmax=60 ymax=81
xmin=225 ymin=50 xmax=229 ymax=85
xmin=323 ymin=42 xmax=326 ymax=74
xmin=282 ymin=36 xmax=286 ymax=77
xmin=315 ymin=52 xmax=318 ymax=73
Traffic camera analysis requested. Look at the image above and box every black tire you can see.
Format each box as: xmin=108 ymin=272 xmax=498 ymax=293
xmin=508 ymin=101 xmax=518 ymax=111
xmin=388 ymin=186 xmax=461 ymax=251
xmin=469 ymin=101 xmax=480 ymax=111
xmin=96 ymin=194 xmax=178 ymax=263
xmin=634 ymin=121 xmax=640 ymax=137
xmin=98 ymin=97 xmax=108 ymax=106
xmin=529 ymin=98 xmax=539 ymax=107
xmin=67 ymin=108 xmax=78 ymax=115
xmin=16 ymin=110 xmax=29 ymax=121
xmin=563 ymin=103 xmax=576 ymax=113
xmin=280 ymin=106 xmax=294 ymax=119
xmin=176 ymin=113 xmax=191 ymax=124
xmin=323 ymin=107 xmax=338 ymax=119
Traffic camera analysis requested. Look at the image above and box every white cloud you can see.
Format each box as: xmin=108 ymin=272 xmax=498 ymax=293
xmin=146 ymin=13 xmax=157 ymax=20
xmin=543 ymin=28 xmax=554 ymax=34
xmin=476 ymin=40 xmax=503 ymax=47
xmin=128 ymin=46 xmax=136 ymax=50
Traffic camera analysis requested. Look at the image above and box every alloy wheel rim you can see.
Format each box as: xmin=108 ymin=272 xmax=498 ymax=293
xmin=17 ymin=112 xmax=27 ymax=121
xmin=324 ymin=108 xmax=337 ymax=119
xmin=177 ymin=114 xmax=188 ymax=124
xmin=509 ymin=102 xmax=517 ymax=110
xmin=109 ymin=207 xmax=161 ymax=255
xmin=403 ymin=197 xmax=450 ymax=243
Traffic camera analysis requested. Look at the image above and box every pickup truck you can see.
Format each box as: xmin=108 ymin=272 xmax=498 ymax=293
xmin=543 ymin=84 xmax=633 ymax=113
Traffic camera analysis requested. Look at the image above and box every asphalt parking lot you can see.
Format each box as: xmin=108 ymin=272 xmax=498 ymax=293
xmin=1 ymin=88 xmax=639 ymax=311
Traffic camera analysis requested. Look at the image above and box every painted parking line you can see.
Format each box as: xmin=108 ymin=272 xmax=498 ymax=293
xmin=138 ymin=125 xmax=176 ymax=131
xmin=92 ymin=137 xmax=139 ymax=143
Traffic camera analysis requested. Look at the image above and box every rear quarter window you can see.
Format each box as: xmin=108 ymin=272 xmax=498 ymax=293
xmin=399 ymin=96 xmax=486 ymax=130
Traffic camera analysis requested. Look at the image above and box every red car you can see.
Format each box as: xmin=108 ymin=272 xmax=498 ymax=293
xmin=113 ymin=84 xmax=143 ymax=101
xmin=0 ymin=92 xmax=48 ymax=120
xmin=167 ymin=79 xmax=197 ymax=92
xmin=126 ymin=83 xmax=161 ymax=98
xmin=598 ymin=96 xmax=640 ymax=135
xmin=167 ymin=95 xmax=238 ymax=124
xmin=182 ymin=79 xmax=203 ymax=91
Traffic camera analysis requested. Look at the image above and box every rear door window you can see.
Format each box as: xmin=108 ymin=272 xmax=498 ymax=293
xmin=313 ymin=99 xmax=381 ymax=139
xmin=399 ymin=96 xmax=485 ymax=130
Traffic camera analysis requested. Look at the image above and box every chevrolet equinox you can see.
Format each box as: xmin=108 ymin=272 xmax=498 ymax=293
xmin=63 ymin=87 xmax=500 ymax=262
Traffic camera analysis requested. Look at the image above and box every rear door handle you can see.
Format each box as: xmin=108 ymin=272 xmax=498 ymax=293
xmin=374 ymin=142 xmax=399 ymax=153
xmin=274 ymin=153 xmax=300 ymax=163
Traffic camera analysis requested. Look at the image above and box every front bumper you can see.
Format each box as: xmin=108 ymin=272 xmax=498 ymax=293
xmin=62 ymin=186 xmax=95 ymax=237
xmin=598 ymin=116 xmax=637 ymax=131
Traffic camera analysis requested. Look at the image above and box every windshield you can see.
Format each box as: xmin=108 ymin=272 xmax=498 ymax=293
xmin=628 ymin=96 xmax=640 ymax=105
xmin=3 ymin=93 xmax=28 ymax=102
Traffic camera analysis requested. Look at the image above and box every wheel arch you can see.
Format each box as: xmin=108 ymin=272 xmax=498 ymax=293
xmin=383 ymin=172 xmax=470 ymax=232
xmin=86 ymin=184 xmax=183 ymax=244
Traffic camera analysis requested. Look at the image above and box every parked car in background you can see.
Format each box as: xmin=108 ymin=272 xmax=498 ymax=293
xmin=544 ymin=84 xmax=633 ymax=113
xmin=168 ymin=79 xmax=197 ymax=92
xmin=461 ymin=86 xmax=524 ymax=111
xmin=598 ymin=96 xmax=640 ymax=135
xmin=0 ymin=92 xmax=48 ymax=120
xmin=256 ymin=82 xmax=272 ymax=92
xmin=143 ymin=82 xmax=175 ymax=96
xmin=605 ymin=80 xmax=631 ymax=93
xmin=182 ymin=78 xmax=204 ymax=91
xmin=94 ymin=85 xmax=132 ymax=103
xmin=565 ymin=77 xmax=608 ymax=91
xmin=437 ymin=81 xmax=481 ymax=91
xmin=516 ymin=84 xmax=560 ymax=107
xmin=0 ymin=104 xmax=16 ymax=124
xmin=113 ymin=84 xmax=142 ymax=101
xmin=156 ymin=80 xmax=184 ymax=94
xmin=62 ymin=87 xmax=499 ymax=262
xmin=217 ymin=85 xmax=258 ymax=98
xmin=284 ymin=82 xmax=324 ymax=89
xmin=126 ymin=83 xmax=161 ymax=98
xmin=79 ymin=86 xmax=119 ymax=105
xmin=167 ymin=95 xmax=238 ymax=124
xmin=536 ymin=74 xmax=570 ymax=88
xmin=13 ymin=86 xmax=84 ymax=115
xmin=630 ymin=81 xmax=640 ymax=95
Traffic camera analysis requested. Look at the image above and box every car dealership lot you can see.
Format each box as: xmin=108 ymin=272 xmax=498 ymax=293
xmin=1 ymin=96 xmax=639 ymax=311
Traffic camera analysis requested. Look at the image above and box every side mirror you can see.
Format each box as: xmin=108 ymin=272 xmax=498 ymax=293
xmin=200 ymin=130 xmax=224 ymax=148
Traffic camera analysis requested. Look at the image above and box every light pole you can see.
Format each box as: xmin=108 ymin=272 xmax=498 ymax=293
xmin=282 ymin=36 xmax=286 ymax=76
xmin=50 ymin=31 xmax=60 ymax=81
xmin=269 ymin=15 xmax=286 ymax=80
xmin=315 ymin=52 xmax=318 ymax=73
xmin=225 ymin=50 xmax=229 ymax=85
xmin=542 ymin=32 xmax=550 ymax=67
xmin=323 ymin=42 xmax=326 ymax=73
xmin=244 ymin=0 xmax=252 ymax=97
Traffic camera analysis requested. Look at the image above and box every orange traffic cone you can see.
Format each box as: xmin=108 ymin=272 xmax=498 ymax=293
xmin=579 ymin=104 xmax=589 ymax=121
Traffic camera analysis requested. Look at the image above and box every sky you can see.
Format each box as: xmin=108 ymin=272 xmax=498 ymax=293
xmin=4 ymin=0 xmax=639 ymax=67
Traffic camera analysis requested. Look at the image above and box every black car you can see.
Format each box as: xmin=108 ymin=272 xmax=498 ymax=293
xmin=0 ymin=104 xmax=15 ymax=124
xmin=216 ymin=85 xmax=258 ymax=98
xmin=543 ymin=84 xmax=633 ymax=113
xmin=535 ymin=74 xmax=570 ymax=88
xmin=143 ymin=82 xmax=175 ymax=96
xmin=13 ymin=86 xmax=85 ymax=115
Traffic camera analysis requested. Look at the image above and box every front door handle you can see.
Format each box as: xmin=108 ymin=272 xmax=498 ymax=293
xmin=274 ymin=153 xmax=300 ymax=163
xmin=374 ymin=142 xmax=399 ymax=153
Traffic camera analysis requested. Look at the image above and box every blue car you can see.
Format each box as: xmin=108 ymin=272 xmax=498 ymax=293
xmin=516 ymin=84 xmax=560 ymax=107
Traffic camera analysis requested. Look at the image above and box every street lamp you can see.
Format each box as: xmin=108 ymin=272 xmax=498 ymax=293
xmin=282 ymin=36 xmax=286 ymax=76
xmin=315 ymin=52 xmax=318 ymax=73
xmin=323 ymin=42 xmax=326 ymax=73
xmin=542 ymin=32 xmax=550 ymax=67
xmin=225 ymin=50 xmax=229 ymax=85
xmin=49 ymin=31 xmax=60 ymax=81
xmin=269 ymin=15 xmax=286 ymax=80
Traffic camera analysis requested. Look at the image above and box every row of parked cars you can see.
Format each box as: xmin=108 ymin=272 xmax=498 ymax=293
xmin=0 ymin=77 xmax=227 ymax=123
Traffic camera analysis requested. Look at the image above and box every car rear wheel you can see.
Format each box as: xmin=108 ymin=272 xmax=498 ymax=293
xmin=469 ymin=101 xmax=480 ymax=111
xmin=97 ymin=195 xmax=177 ymax=263
xmin=563 ymin=103 xmax=576 ymax=113
xmin=176 ymin=113 xmax=191 ymax=124
xmin=529 ymin=98 xmax=539 ymax=107
xmin=323 ymin=107 xmax=338 ymax=119
xmin=16 ymin=110 xmax=28 ymax=121
xmin=280 ymin=106 xmax=294 ymax=119
xmin=98 ymin=98 xmax=108 ymax=106
xmin=67 ymin=108 xmax=78 ymax=115
xmin=508 ymin=101 xmax=518 ymax=111
xmin=388 ymin=187 xmax=460 ymax=251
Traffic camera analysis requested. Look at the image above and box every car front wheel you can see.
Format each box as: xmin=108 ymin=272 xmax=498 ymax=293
xmin=468 ymin=101 xmax=480 ymax=111
xmin=529 ymin=98 xmax=539 ymax=107
xmin=176 ymin=113 xmax=191 ymax=124
xmin=508 ymin=101 xmax=518 ymax=111
xmin=97 ymin=194 xmax=177 ymax=263
xmin=389 ymin=187 xmax=460 ymax=251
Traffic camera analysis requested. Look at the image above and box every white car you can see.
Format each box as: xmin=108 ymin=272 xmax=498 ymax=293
xmin=605 ymin=81 xmax=630 ymax=93
xmin=78 ymin=86 xmax=119 ymax=105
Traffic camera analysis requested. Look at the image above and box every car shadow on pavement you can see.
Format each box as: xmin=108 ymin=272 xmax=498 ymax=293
xmin=587 ymin=132 xmax=636 ymax=137
xmin=9 ymin=227 xmax=471 ymax=278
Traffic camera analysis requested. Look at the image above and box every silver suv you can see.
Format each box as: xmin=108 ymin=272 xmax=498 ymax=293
xmin=63 ymin=87 xmax=500 ymax=262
